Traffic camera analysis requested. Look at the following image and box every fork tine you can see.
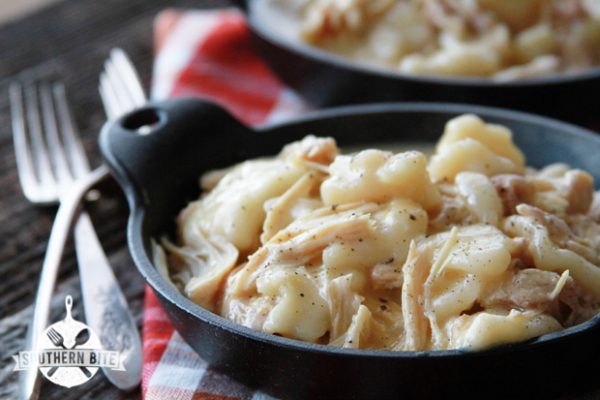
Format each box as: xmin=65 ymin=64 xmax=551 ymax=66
xmin=105 ymin=60 xmax=137 ymax=112
xmin=52 ymin=83 xmax=90 ymax=179
xmin=51 ymin=331 xmax=60 ymax=345
xmin=39 ymin=82 xmax=73 ymax=185
xmin=110 ymin=48 xmax=146 ymax=106
xmin=23 ymin=84 xmax=57 ymax=189
xmin=47 ymin=328 xmax=58 ymax=343
xmin=98 ymin=48 xmax=147 ymax=121
xmin=9 ymin=83 xmax=39 ymax=198
xmin=99 ymin=73 xmax=122 ymax=119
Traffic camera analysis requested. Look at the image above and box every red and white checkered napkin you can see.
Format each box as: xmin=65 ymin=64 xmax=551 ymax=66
xmin=143 ymin=8 xmax=307 ymax=399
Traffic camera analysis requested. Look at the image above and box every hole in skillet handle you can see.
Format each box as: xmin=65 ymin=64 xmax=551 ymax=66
xmin=230 ymin=0 xmax=247 ymax=11
xmin=99 ymin=98 xmax=254 ymax=212
xmin=121 ymin=107 xmax=164 ymax=135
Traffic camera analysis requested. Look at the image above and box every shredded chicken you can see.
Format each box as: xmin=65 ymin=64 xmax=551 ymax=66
xmin=558 ymin=277 xmax=600 ymax=326
xmin=492 ymin=174 xmax=534 ymax=215
xmin=371 ymin=260 xmax=403 ymax=290
xmin=160 ymin=229 xmax=238 ymax=312
xmin=401 ymin=241 xmax=430 ymax=351
xmin=428 ymin=184 xmax=477 ymax=232
xmin=516 ymin=204 xmax=599 ymax=264
xmin=482 ymin=268 xmax=563 ymax=316
xmin=330 ymin=305 xmax=373 ymax=348
xmin=261 ymin=172 xmax=323 ymax=243
xmin=327 ymin=274 xmax=364 ymax=340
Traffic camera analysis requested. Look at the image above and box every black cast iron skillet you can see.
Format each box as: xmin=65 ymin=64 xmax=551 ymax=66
xmin=100 ymin=99 xmax=600 ymax=399
xmin=232 ymin=0 xmax=600 ymax=124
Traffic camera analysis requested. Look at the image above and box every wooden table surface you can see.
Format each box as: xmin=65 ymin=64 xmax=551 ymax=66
xmin=1 ymin=1 xmax=600 ymax=399
xmin=0 ymin=0 xmax=230 ymax=398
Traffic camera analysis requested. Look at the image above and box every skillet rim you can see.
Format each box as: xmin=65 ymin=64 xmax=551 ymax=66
xmin=118 ymin=101 xmax=600 ymax=360
xmin=244 ymin=1 xmax=600 ymax=88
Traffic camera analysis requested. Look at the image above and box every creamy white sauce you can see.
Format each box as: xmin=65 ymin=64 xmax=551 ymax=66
xmin=344 ymin=142 xmax=435 ymax=158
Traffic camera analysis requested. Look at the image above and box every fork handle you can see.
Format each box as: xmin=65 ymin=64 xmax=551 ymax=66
xmin=19 ymin=165 xmax=109 ymax=400
xmin=74 ymin=211 xmax=142 ymax=390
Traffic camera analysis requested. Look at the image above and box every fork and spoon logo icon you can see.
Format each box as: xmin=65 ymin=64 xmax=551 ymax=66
xmin=46 ymin=325 xmax=92 ymax=378
xmin=13 ymin=296 xmax=125 ymax=388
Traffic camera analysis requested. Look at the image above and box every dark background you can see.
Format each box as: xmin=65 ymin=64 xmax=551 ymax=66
xmin=0 ymin=0 xmax=230 ymax=398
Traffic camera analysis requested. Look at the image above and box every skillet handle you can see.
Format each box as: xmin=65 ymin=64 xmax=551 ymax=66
xmin=230 ymin=0 xmax=247 ymax=11
xmin=99 ymin=97 xmax=253 ymax=209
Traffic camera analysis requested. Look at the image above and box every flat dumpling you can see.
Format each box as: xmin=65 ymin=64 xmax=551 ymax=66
xmin=429 ymin=114 xmax=525 ymax=182
xmin=321 ymin=149 xmax=441 ymax=213
xmin=436 ymin=114 xmax=525 ymax=166
xmin=455 ymin=171 xmax=503 ymax=226
xmin=447 ymin=310 xmax=561 ymax=350
xmin=257 ymin=266 xmax=330 ymax=342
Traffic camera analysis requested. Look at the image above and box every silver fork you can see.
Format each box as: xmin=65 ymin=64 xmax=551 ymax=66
xmin=99 ymin=48 xmax=147 ymax=119
xmin=11 ymin=81 xmax=139 ymax=400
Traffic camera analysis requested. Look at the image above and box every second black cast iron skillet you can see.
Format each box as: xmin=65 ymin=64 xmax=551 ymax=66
xmin=232 ymin=0 xmax=600 ymax=124
xmin=100 ymin=99 xmax=600 ymax=399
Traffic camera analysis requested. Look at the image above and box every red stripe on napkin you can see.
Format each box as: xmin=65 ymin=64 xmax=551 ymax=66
xmin=142 ymin=286 xmax=174 ymax=398
xmin=168 ymin=12 xmax=287 ymax=125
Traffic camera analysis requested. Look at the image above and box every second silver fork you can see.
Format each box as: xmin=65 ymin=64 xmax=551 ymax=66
xmin=11 ymin=82 xmax=141 ymax=400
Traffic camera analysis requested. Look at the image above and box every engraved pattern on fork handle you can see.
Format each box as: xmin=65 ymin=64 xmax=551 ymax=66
xmin=75 ymin=211 xmax=143 ymax=390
